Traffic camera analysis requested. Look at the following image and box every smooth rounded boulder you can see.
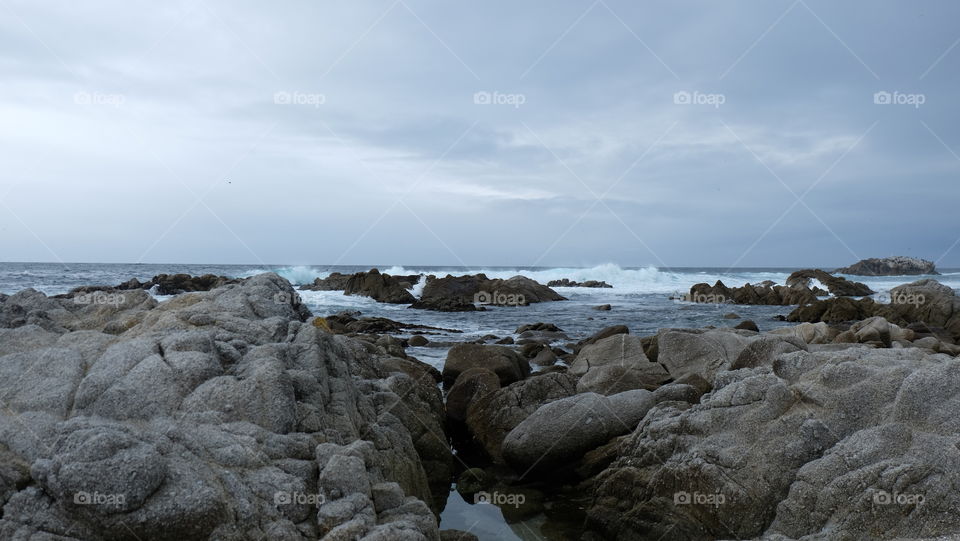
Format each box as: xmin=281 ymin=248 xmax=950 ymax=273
xmin=442 ymin=344 xmax=531 ymax=386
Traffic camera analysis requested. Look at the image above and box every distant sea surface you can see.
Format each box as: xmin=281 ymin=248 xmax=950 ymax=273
xmin=3 ymin=262 xmax=956 ymax=370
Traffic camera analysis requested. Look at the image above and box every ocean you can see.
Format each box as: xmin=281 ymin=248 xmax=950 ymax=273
xmin=2 ymin=262 xmax=956 ymax=371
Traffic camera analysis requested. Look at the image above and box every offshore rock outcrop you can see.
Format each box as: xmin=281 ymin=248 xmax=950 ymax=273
xmin=836 ymin=256 xmax=938 ymax=276
xmin=687 ymin=269 xmax=873 ymax=307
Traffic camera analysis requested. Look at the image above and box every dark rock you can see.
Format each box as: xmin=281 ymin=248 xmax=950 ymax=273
xmin=322 ymin=312 xmax=460 ymax=335
xmin=465 ymin=373 xmax=579 ymax=462
xmin=593 ymin=304 xmax=612 ymax=311
xmin=446 ymin=368 xmax=501 ymax=423
xmin=455 ymin=468 xmax=495 ymax=499
xmin=547 ymin=279 xmax=613 ymax=288
xmin=121 ymin=273 xmax=241 ymax=295
xmin=734 ymin=320 xmax=760 ymax=332
xmin=575 ymin=325 xmax=629 ymax=352
xmin=440 ymin=530 xmax=481 ymax=541
xmin=414 ymin=274 xmax=566 ymax=312
xmin=408 ymin=335 xmax=429 ymax=347
xmin=785 ymin=269 xmax=874 ymax=296
xmin=299 ymin=272 xmax=352 ymax=291
xmin=516 ymin=322 xmax=563 ymax=334
xmin=530 ymin=348 xmax=558 ymax=367
xmin=344 ymin=268 xmax=416 ymax=304
xmin=442 ymin=344 xmax=531 ymax=387
xmin=835 ymin=256 xmax=938 ymax=276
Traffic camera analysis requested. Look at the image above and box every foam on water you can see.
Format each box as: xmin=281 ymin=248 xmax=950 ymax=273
xmin=253 ymin=263 xmax=960 ymax=297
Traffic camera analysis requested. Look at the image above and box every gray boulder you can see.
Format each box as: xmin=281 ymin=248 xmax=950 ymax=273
xmin=465 ymin=373 xmax=578 ymax=462
xmin=442 ymin=344 xmax=530 ymax=386
xmin=503 ymin=385 xmax=699 ymax=475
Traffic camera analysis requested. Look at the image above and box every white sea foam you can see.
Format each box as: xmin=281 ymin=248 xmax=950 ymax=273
xmin=253 ymin=264 xmax=960 ymax=297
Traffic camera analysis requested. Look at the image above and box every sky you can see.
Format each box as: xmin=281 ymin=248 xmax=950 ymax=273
xmin=0 ymin=0 xmax=958 ymax=268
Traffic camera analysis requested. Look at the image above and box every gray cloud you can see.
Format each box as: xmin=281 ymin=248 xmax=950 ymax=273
xmin=1 ymin=0 xmax=958 ymax=267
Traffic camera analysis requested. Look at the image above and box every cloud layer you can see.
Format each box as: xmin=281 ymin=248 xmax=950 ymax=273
xmin=1 ymin=0 xmax=958 ymax=267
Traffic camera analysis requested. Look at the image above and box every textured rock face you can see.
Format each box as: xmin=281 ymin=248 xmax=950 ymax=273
xmin=788 ymin=278 xmax=960 ymax=341
xmin=689 ymin=270 xmax=874 ymax=307
xmin=0 ymin=274 xmax=449 ymax=540
xmin=413 ymin=273 xmax=566 ymax=311
xmin=785 ymin=269 xmax=875 ymax=297
xmin=656 ymin=328 xmax=756 ymax=382
xmin=343 ymin=269 xmax=417 ymax=304
xmin=442 ymin=344 xmax=530 ymax=387
xmin=688 ymin=280 xmax=817 ymax=306
xmin=465 ymin=373 xmax=578 ymax=462
xmin=585 ymin=347 xmax=960 ymax=540
xmin=570 ymin=334 xmax=671 ymax=395
xmin=300 ymin=272 xmax=352 ymax=291
xmin=502 ymin=385 xmax=699 ymax=476
xmin=836 ymin=256 xmax=939 ymax=276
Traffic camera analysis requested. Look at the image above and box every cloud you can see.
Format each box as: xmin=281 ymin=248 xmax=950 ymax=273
xmin=1 ymin=0 xmax=959 ymax=266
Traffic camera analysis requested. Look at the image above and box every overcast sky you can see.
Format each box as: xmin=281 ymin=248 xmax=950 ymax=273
xmin=1 ymin=0 xmax=958 ymax=268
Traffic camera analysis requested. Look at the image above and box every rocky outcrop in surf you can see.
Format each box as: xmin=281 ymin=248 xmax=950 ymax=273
xmin=836 ymin=256 xmax=939 ymax=276
xmin=686 ymin=269 xmax=873 ymax=306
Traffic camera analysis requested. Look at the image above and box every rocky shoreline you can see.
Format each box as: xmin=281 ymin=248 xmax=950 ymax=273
xmin=2 ymin=271 xmax=960 ymax=540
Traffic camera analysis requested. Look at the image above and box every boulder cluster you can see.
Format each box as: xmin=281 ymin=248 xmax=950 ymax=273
xmin=440 ymin=280 xmax=960 ymax=539
xmin=0 ymin=274 xmax=472 ymax=540
xmin=301 ymin=269 xmax=566 ymax=312
xmin=687 ymin=268 xmax=874 ymax=306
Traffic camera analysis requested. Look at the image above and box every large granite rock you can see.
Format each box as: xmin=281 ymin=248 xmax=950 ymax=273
xmin=585 ymin=346 xmax=960 ymax=540
xmin=570 ymin=334 xmax=671 ymax=395
xmin=502 ymin=385 xmax=699 ymax=476
xmin=0 ymin=273 xmax=449 ymax=540
xmin=656 ymin=328 xmax=756 ymax=382
xmin=836 ymin=256 xmax=939 ymax=276
xmin=442 ymin=344 xmax=530 ymax=387
xmin=465 ymin=373 xmax=578 ymax=462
